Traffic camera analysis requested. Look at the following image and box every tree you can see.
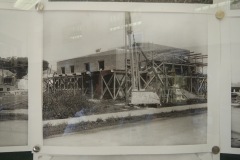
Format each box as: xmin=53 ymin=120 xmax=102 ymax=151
xmin=43 ymin=60 xmax=49 ymax=71
xmin=0 ymin=56 xmax=28 ymax=79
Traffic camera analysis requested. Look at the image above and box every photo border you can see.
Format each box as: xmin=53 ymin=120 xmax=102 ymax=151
xmin=0 ymin=0 xmax=226 ymax=156
xmin=33 ymin=152 xmax=220 ymax=160
xmin=42 ymin=0 xmax=222 ymax=13
xmin=36 ymin=8 xmax=221 ymax=155
xmin=220 ymin=11 xmax=240 ymax=155
xmin=0 ymin=9 xmax=39 ymax=152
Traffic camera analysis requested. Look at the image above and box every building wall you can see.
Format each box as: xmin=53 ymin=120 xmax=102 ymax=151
xmin=115 ymin=49 xmax=127 ymax=71
xmin=57 ymin=49 xmax=127 ymax=74
xmin=0 ymin=75 xmax=16 ymax=92
xmin=0 ymin=84 xmax=16 ymax=92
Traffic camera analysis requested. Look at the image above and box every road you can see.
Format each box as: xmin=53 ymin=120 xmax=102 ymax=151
xmin=44 ymin=112 xmax=207 ymax=146
xmin=0 ymin=120 xmax=28 ymax=146
xmin=231 ymin=106 xmax=240 ymax=147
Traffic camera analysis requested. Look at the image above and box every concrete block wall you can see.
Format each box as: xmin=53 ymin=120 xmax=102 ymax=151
xmin=0 ymin=84 xmax=16 ymax=92
xmin=57 ymin=49 xmax=126 ymax=74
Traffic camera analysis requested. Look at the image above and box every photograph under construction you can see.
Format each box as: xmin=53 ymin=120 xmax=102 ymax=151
xmin=42 ymin=11 xmax=208 ymax=146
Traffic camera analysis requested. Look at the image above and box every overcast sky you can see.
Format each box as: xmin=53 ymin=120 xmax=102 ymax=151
xmin=43 ymin=11 xmax=208 ymax=70
xmin=0 ymin=10 xmax=30 ymax=58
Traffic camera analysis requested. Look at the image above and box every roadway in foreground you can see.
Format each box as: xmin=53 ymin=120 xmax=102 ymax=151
xmin=44 ymin=112 xmax=207 ymax=146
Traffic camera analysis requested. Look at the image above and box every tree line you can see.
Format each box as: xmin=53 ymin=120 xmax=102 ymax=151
xmin=0 ymin=57 xmax=49 ymax=79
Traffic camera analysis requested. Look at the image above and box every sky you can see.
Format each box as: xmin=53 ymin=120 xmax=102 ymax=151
xmin=43 ymin=11 xmax=208 ymax=71
xmin=0 ymin=10 xmax=30 ymax=59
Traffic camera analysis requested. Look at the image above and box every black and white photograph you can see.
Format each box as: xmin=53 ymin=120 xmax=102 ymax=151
xmin=43 ymin=11 xmax=208 ymax=146
xmin=37 ymin=154 xmax=213 ymax=160
xmin=0 ymin=10 xmax=29 ymax=146
xmin=49 ymin=0 xmax=213 ymax=4
xmin=230 ymin=19 xmax=240 ymax=148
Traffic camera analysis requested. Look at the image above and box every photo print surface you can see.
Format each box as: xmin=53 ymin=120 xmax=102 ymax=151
xmin=230 ymin=18 xmax=240 ymax=148
xmin=43 ymin=11 xmax=208 ymax=146
xmin=0 ymin=10 xmax=29 ymax=146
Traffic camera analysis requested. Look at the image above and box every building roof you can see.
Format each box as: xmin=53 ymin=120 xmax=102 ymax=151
xmin=133 ymin=43 xmax=190 ymax=61
xmin=58 ymin=42 xmax=190 ymax=63
xmin=0 ymin=69 xmax=15 ymax=77
xmin=232 ymin=83 xmax=240 ymax=88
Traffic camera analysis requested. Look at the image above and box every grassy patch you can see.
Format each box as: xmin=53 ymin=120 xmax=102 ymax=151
xmin=43 ymin=90 xmax=95 ymax=120
xmin=0 ymin=95 xmax=28 ymax=110
xmin=43 ymin=90 xmax=134 ymax=120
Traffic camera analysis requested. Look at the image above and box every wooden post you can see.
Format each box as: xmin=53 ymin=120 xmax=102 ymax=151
xmin=100 ymin=71 xmax=103 ymax=99
xmin=113 ymin=72 xmax=116 ymax=100
xmin=81 ymin=74 xmax=84 ymax=95
xmin=191 ymin=76 xmax=193 ymax=93
xmin=73 ymin=77 xmax=76 ymax=96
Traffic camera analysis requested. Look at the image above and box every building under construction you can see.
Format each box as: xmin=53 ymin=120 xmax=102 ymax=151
xmin=43 ymin=42 xmax=207 ymax=105
xmin=43 ymin=12 xmax=207 ymax=106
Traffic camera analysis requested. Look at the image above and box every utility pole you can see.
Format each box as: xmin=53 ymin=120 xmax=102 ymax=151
xmin=125 ymin=12 xmax=136 ymax=91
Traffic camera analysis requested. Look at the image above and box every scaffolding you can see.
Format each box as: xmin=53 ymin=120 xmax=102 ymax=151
xmin=43 ymin=50 xmax=207 ymax=105
xmin=43 ymin=12 xmax=207 ymax=105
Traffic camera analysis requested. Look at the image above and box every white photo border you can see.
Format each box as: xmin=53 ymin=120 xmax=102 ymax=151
xmin=33 ymin=152 xmax=220 ymax=160
xmin=35 ymin=8 xmax=221 ymax=156
xmin=0 ymin=9 xmax=40 ymax=152
xmin=220 ymin=11 xmax=240 ymax=155
xmin=42 ymin=0 xmax=222 ymax=13
xmin=0 ymin=0 xmax=226 ymax=155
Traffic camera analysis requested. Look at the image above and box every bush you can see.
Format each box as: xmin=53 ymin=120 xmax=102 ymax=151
xmin=43 ymin=90 xmax=94 ymax=120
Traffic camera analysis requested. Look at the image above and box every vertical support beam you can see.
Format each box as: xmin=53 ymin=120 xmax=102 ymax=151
xmin=100 ymin=71 xmax=103 ymax=99
xmin=113 ymin=72 xmax=116 ymax=100
xmin=90 ymin=74 xmax=93 ymax=99
xmin=125 ymin=12 xmax=136 ymax=91
xmin=73 ymin=77 xmax=76 ymax=96
xmin=81 ymin=74 xmax=84 ymax=95
xmin=191 ymin=77 xmax=193 ymax=93
xmin=124 ymin=13 xmax=129 ymax=104
xmin=53 ymin=77 xmax=55 ymax=93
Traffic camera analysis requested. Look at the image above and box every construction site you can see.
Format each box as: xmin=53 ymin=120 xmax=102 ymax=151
xmin=43 ymin=13 xmax=207 ymax=107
